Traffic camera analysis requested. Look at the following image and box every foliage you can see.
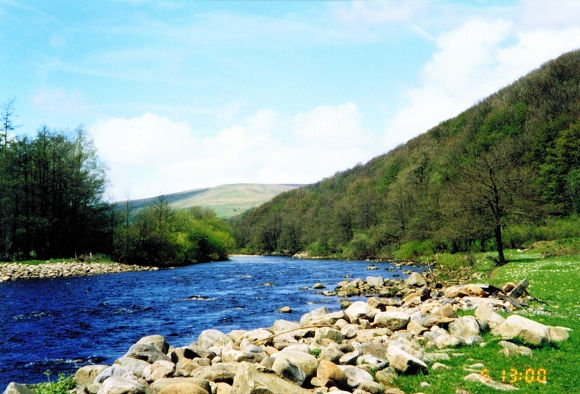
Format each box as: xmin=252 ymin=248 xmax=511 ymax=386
xmin=393 ymin=240 xmax=436 ymax=261
xmin=0 ymin=127 xmax=109 ymax=260
xmin=34 ymin=372 xmax=75 ymax=394
xmin=113 ymin=199 xmax=235 ymax=266
xmin=233 ymin=50 xmax=580 ymax=260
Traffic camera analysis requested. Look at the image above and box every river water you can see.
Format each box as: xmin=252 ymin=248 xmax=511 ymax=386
xmin=0 ymin=256 xmax=421 ymax=387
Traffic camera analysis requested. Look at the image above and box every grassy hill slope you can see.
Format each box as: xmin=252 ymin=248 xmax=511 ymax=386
xmin=234 ymin=50 xmax=580 ymax=258
xmin=121 ymin=183 xmax=300 ymax=219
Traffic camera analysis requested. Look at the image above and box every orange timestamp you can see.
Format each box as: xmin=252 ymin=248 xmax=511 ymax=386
xmin=480 ymin=368 xmax=548 ymax=384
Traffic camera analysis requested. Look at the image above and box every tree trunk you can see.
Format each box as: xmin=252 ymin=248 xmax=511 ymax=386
xmin=495 ymin=224 xmax=506 ymax=265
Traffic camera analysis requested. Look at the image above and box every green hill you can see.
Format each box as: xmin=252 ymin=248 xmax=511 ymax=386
xmin=120 ymin=183 xmax=300 ymax=219
xmin=233 ymin=50 xmax=580 ymax=260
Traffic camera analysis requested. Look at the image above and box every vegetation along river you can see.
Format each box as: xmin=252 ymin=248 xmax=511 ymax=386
xmin=0 ymin=256 xmax=422 ymax=387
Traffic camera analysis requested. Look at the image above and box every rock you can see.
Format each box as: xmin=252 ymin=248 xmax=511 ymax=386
xmin=386 ymin=345 xmax=428 ymax=374
xmin=320 ymin=347 xmax=344 ymax=363
xmin=231 ymin=362 xmax=310 ymax=394
xmin=197 ymin=329 xmax=233 ymax=349
xmin=244 ymin=328 xmax=273 ymax=343
xmin=272 ymin=357 xmax=306 ymax=385
xmin=491 ymin=315 xmax=552 ymax=345
xmin=135 ymin=335 xmax=169 ymax=354
xmin=444 ymin=285 xmax=467 ymax=298
xmin=356 ymin=354 xmax=388 ymax=370
xmin=463 ymin=284 xmax=487 ymax=297
xmin=475 ymin=303 xmax=505 ymax=329
xmin=358 ymin=380 xmax=385 ymax=394
xmin=222 ymin=349 xmax=265 ymax=363
xmin=374 ymin=367 xmax=398 ymax=387
xmin=316 ymin=359 xmax=348 ymax=388
xmin=214 ymin=382 xmax=232 ymax=394
xmin=498 ymin=341 xmax=533 ymax=357
xmin=2 ymin=383 xmax=34 ymax=394
xmin=431 ymin=304 xmax=457 ymax=318
xmin=124 ymin=343 xmax=171 ymax=363
xmin=404 ymin=272 xmax=426 ymax=287
xmin=189 ymin=363 xmax=239 ymax=384
xmin=367 ymin=265 xmax=379 ymax=270
xmin=271 ymin=350 xmax=319 ymax=378
xmin=300 ymin=308 xmax=345 ymax=326
xmin=361 ymin=342 xmax=388 ymax=359
xmin=365 ymin=276 xmax=384 ymax=288
xmin=463 ymin=373 xmax=518 ymax=391
xmin=271 ymin=319 xmax=300 ymax=333
xmin=340 ymin=324 xmax=358 ymax=339
xmin=97 ymin=377 xmax=146 ymax=394
xmin=278 ymin=306 xmax=291 ymax=313
xmin=95 ymin=366 xmax=137 ymax=384
xmin=344 ymin=302 xmax=376 ymax=324
xmin=75 ymin=365 xmax=109 ymax=386
xmin=548 ymin=326 xmax=571 ymax=342
xmin=183 ymin=344 xmax=216 ymax=360
xmin=313 ymin=282 xmax=326 ymax=289
xmin=338 ymin=366 xmax=373 ymax=389
xmin=434 ymin=333 xmax=463 ymax=349
xmin=315 ymin=327 xmax=344 ymax=345
xmin=448 ymin=316 xmax=481 ymax=338
xmin=150 ymin=378 xmax=211 ymax=394
xmin=339 ymin=350 xmax=361 ymax=366
xmin=374 ymin=311 xmax=410 ymax=331
xmin=114 ymin=357 xmax=151 ymax=378
xmin=143 ymin=360 xmax=175 ymax=382
xmin=431 ymin=362 xmax=450 ymax=371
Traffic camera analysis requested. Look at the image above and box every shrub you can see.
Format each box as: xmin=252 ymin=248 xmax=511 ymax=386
xmin=34 ymin=372 xmax=75 ymax=394
xmin=394 ymin=240 xmax=436 ymax=261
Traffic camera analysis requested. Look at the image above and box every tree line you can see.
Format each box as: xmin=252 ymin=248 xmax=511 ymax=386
xmin=0 ymin=99 xmax=235 ymax=265
xmin=233 ymin=50 xmax=580 ymax=264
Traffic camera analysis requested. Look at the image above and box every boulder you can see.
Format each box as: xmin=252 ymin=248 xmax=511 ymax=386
xmin=271 ymin=319 xmax=300 ymax=333
xmin=271 ymin=357 xmax=306 ymax=385
xmin=366 ymin=276 xmax=384 ymax=288
xmin=498 ymin=341 xmax=533 ymax=357
xmin=183 ymin=344 xmax=216 ymax=360
xmin=356 ymin=354 xmax=388 ymax=370
xmin=491 ymin=315 xmax=553 ymax=345
xmin=231 ymin=362 xmax=310 ymax=394
xmin=95 ymin=366 xmax=137 ymax=384
xmin=97 ymin=377 xmax=146 ymax=394
xmin=344 ymin=301 xmax=376 ymax=323
xmin=197 ymin=329 xmax=233 ymax=349
xmin=75 ymin=365 xmax=109 ymax=386
xmin=149 ymin=378 xmax=211 ymax=394
xmin=270 ymin=350 xmax=319 ymax=378
xmin=124 ymin=343 xmax=171 ymax=363
xmin=114 ymin=357 xmax=151 ymax=378
xmin=374 ymin=311 xmax=410 ymax=331
xmin=2 ymin=383 xmax=34 ymax=394
xmin=463 ymin=373 xmax=518 ymax=391
xmin=189 ymin=363 xmax=239 ymax=384
xmin=278 ymin=306 xmax=291 ymax=313
xmin=315 ymin=327 xmax=344 ymax=345
xmin=404 ymin=272 xmax=426 ymax=287
xmin=431 ymin=304 xmax=457 ymax=318
xmin=475 ymin=303 xmax=505 ymax=329
xmin=142 ymin=360 xmax=176 ymax=382
xmin=385 ymin=345 xmax=428 ymax=374
xmin=448 ymin=316 xmax=481 ymax=338
xmin=374 ymin=367 xmax=398 ymax=387
xmin=358 ymin=380 xmax=386 ymax=394
xmin=316 ymin=359 xmax=348 ymax=388
xmin=300 ymin=309 xmax=345 ymax=327
xmin=549 ymin=326 xmax=571 ymax=343
xmin=135 ymin=335 xmax=169 ymax=354
xmin=337 ymin=366 xmax=373 ymax=389
xmin=313 ymin=282 xmax=326 ymax=289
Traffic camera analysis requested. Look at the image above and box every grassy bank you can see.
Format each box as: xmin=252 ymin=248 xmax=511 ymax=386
xmin=394 ymin=249 xmax=580 ymax=393
xmin=0 ymin=255 xmax=114 ymax=265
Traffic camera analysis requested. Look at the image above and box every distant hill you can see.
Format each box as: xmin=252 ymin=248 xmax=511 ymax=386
xmin=234 ymin=50 xmax=580 ymax=259
xmin=120 ymin=183 xmax=300 ymax=219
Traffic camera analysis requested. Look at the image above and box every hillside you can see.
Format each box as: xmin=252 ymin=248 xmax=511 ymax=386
xmin=119 ymin=183 xmax=300 ymax=219
xmin=234 ymin=50 xmax=580 ymax=259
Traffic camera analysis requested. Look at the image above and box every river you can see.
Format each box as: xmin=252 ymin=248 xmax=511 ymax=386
xmin=0 ymin=256 xmax=421 ymax=387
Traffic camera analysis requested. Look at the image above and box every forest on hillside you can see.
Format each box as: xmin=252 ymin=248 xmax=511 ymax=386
xmin=233 ymin=50 xmax=580 ymax=263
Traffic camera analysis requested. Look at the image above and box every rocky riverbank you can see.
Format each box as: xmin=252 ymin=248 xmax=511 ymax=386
xmin=3 ymin=272 xmax=571 ymax=394
xmin=0 ymin=261 xmax=158 ymax=282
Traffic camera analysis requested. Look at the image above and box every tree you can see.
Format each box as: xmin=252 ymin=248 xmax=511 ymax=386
xmin=1 ymin=98 xmax=18 ymax=149
xmin=447 ymin=139 xmax=536 ymax=265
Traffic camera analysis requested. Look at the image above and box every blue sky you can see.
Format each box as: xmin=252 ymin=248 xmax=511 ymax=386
xmin=2 ymin=0 xmax=580 ymax=200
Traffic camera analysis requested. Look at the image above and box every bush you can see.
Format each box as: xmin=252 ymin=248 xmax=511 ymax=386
xmin=530 ymin=238 xmax=580 ymax=257
xmin=435 ymin=252 xmax=475 ymax=270
xmin=394 ymin=240 xmax=436 ymax=261
xmin=34 ymin=372 xmax=75 ymax=394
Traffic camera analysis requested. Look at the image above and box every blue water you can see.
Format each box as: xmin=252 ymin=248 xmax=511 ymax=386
xmin=0 ymin=256 xmax=420 ymax=387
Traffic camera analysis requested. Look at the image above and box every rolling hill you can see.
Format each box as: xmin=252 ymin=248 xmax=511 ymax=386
xmin=119 ymin=183 xmax=300 ymax=219
xmin=233 ymin=50 xmax=580 ymax=259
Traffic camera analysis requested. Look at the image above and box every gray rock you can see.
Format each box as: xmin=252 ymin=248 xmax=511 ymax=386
xmin=231 ymin=362 xmax=310 ymax=394
xmin=320 ymin=347 xmax=344 ymax=363
xmin=95 ymin=365 xmax=137 ymax=384
xmin=365 ymin=276 xmax=384 ymax=288
xmin=498 ymin=340 xmax=533 ymax=357
xmin=464 ymin=373 xmax=518 ymax=391
xmin=344 ymin=301 xmax=376 ymax=324
xmin=2 ymin=383 xmax=34 ymax=394
xmin=270 ymin=350 xmax=319 ymax=378
xmin=190 ymin=363 xmax=239 ymax=384
xmin=272 ymin=357 xmax=306 ymax=385
xmin=491 ymin=315 xmax=552 ymax=345
xmin=373 ymin=311 xmax=410 ymax=331
xmin=475 ymin=303 xmax=505 ymax=329
xmin=315 ymin=327 xmax=344 ymax=345
xmin=385 ymin=345 xmax=428 ymax=374
xmin=149 ymin=378 xmax=211 ymax=394
xmin=75 ymin=365 xmax=109 ymax=386
xmin=374 ymin=367 xmax=397 ymax=387
xmin=183 ymin=344 xmax=216 ymax=360
xmin=114 ymin=357 xmax=151 ymax=379
xmin=337 ymin=366 xmax=373 ymax=389
xmin=404 ymin=272 xmax=426 ymax=287
xmin=449 ymin=316 xmax=481 ymax=338
xmin=96 ymin=377 xmax=145 ymax=394
xmin=300 ymin=308 xmax=345 ymax=327
xmin=313 ymin=282 xmax=326 ymax=289
xmin=124 ymin=343 xmax=171 ymax=364
xmin=135 ymin=335 xmax=169 ymax=354
xmin=197 ymin=329 xmax=233 ymax=349
xmin=356 ymin=354 xmax=388 ymax=370
xmin=358 ymin=380 xmax=385 ymax=394
xmin=142 ymin=360 xmax=175 ymax=382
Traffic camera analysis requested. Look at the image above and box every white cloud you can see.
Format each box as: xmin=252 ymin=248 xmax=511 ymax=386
xmin=383 ymin=13 xmax=580 ymax=149
xmin=90 ymin=104 xmax=378 ymax=201
xmin=32 ymin=87 xmax=85 ymax=115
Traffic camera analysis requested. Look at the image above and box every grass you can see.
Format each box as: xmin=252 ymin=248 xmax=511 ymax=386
xmin=393 ymin=249 xmax=580 ymax=393
xmin=0 ymin=254 xmax=115 ymax=265
xmin=33 ymin=372 xmax=75 ymax=394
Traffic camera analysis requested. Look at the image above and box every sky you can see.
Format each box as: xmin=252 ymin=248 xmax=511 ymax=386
xmin=1 ymin=0 xmax=580 ymax=201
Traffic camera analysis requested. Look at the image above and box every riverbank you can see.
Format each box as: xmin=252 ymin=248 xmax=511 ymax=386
xmin=7 ymin=249 xmax=577 ymax=394
xmin=0 ymin=261 xmax=158 ymax=282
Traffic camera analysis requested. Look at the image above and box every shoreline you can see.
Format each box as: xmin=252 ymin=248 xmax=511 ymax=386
xmin=0 ymin=261 xmax=158 ymax=282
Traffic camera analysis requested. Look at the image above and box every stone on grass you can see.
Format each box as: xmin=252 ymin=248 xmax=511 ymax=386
xmin=464 ymin=373 xmax=518 ymax=391
xmin=431 ymin=362 xmax=450 ymax=371
xmin=374 ymin=367 xmax=398 ymax=387
xmin=491 ymin=315 xmax=552 ymax=345
xmin=475 ymin=303 xmax=505 ymax=329
xmin=548 ymin=326 xmax=571 ymax=343
xmin=498 ymin=341 xmax=533 ymax=357
xmin=385 ymin=345 xmax=428 ymax=374
xmin=337 ymin=366 xmax=373 ymax=389
xmin=358 ymin=380 xmax=386 ymax=394
xmin=448 ymin=316 xmax=481 ymax=338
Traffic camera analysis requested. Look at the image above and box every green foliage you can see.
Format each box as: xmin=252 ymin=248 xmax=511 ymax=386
xmin=434 ymin=252 xmax=475 ymax=270
xmin=113 ymin=199 xmax=235 ymax=266
xmin=233 ymin=50 xmax=580 ymax=260
xmin=34 ymin=372 xmax=75 ymax=394
xmin=529 ymin=238 xmax=580 ymax=257
xmin=393 ymin=240 xmax=435 ymax=261
xmin=309 ymin=348 xmax=321 ymax=358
